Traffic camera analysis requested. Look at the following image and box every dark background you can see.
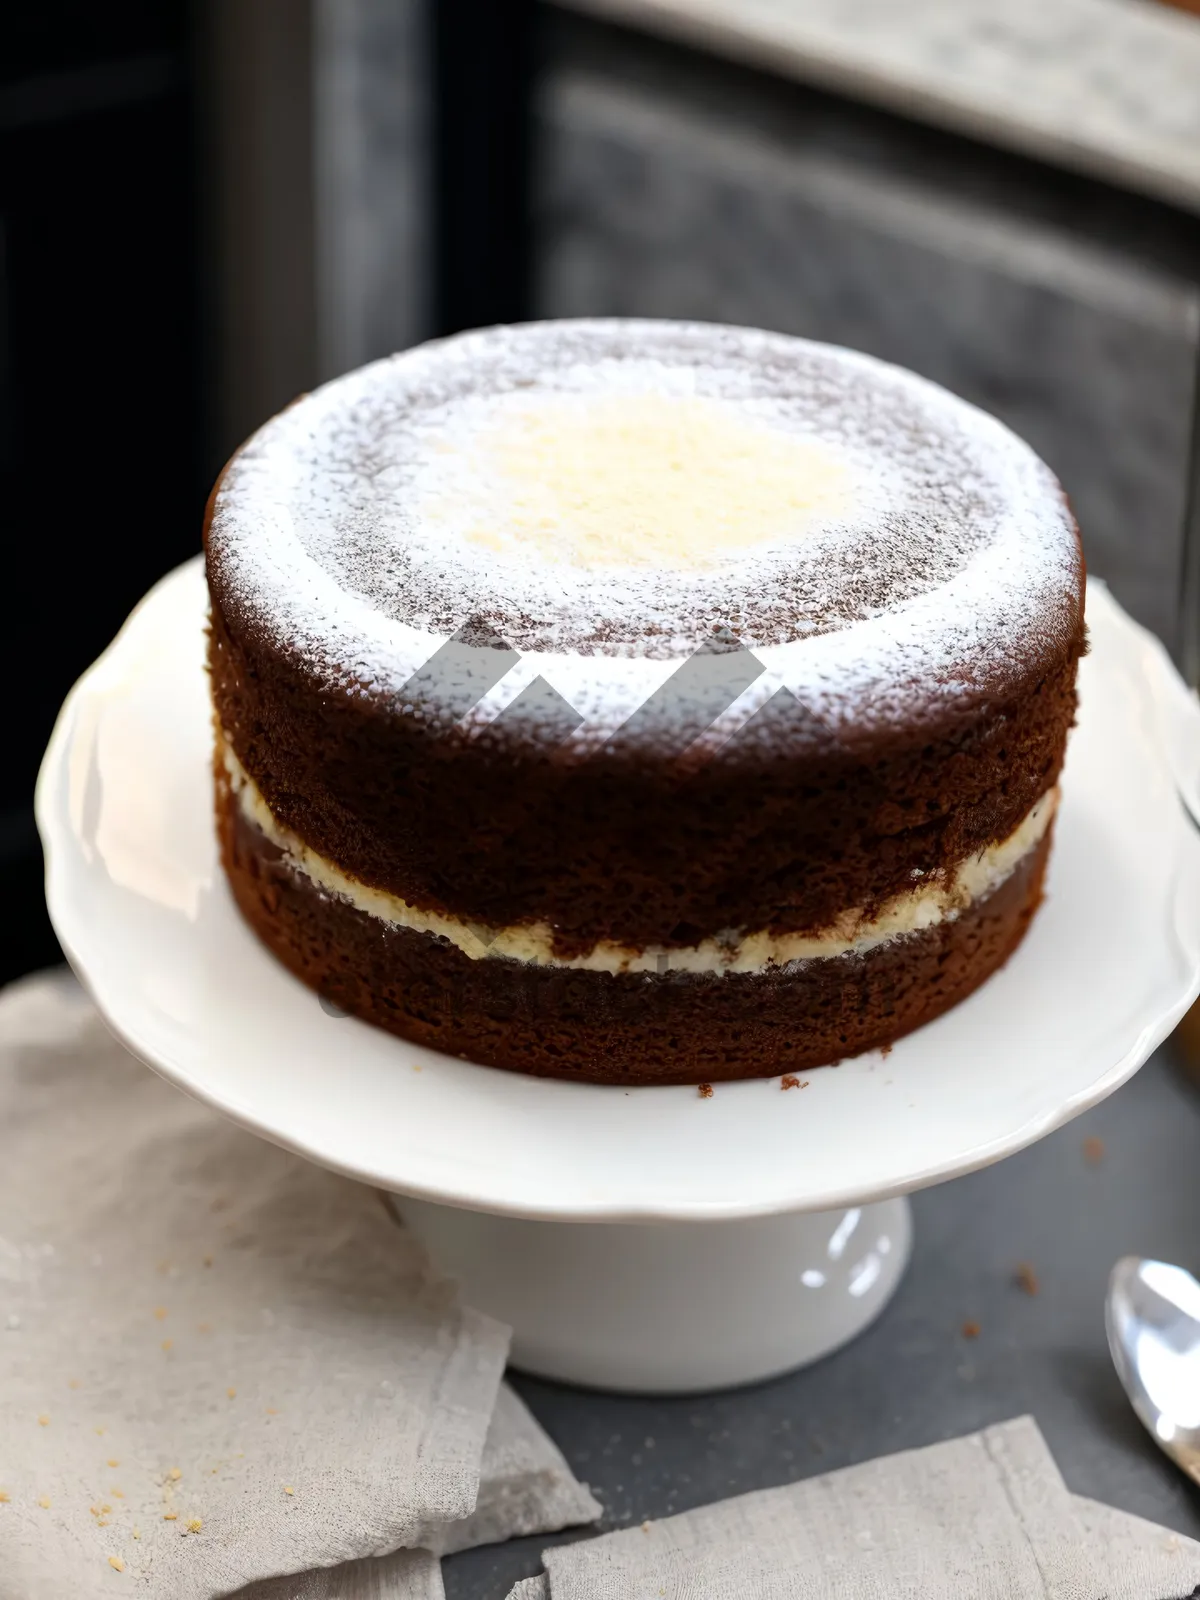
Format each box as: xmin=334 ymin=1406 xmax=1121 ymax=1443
xmin=3 ymin=0 xmax=1199 ymax=989
xmin=2 ymin=3 xmax=202 ymax=981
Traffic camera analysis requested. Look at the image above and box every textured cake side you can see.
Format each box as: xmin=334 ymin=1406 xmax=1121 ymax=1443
xmin=207 ymin=588 xmax=1081 ymax=956
xmin=218 ymin=777 xmax=1052 ymax=1086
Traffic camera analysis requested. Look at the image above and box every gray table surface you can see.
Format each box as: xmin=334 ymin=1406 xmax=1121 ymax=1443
xmin=443 ymin=1034 xmax=1200 ymax=1598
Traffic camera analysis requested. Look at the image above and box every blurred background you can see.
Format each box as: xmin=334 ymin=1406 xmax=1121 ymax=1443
xmin=3 ymin=0 xmax=1199 ymax=987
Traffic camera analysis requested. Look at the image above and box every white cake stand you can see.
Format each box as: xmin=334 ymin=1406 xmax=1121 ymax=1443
xmin=36 ymin=560 xmax=1200 ymax=1393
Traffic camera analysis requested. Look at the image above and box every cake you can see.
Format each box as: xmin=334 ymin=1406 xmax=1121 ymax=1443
xmin=205 ymin=319 xmax=1085 ymax=1086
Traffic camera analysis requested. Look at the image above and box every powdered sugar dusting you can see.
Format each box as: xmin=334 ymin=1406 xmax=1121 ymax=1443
xmin=206 ymin=320 xmax=1080 ymax=738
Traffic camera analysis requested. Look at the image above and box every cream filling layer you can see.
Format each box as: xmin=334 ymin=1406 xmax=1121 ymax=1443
xmin=220 ymin=735 xmax=1056 ymax=976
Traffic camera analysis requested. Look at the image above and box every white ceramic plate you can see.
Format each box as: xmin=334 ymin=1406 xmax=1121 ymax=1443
xmin=36 ymin=560 xmax=1200 ymax=1222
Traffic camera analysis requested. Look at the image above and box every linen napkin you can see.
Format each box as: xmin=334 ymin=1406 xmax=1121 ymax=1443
xmin=235 ymin=1389 xmax=601 ymax=1599
xmin=426 ymin=1384 xmax=601 ymax=1559
xmin=1071 ymin=1497 xmax=1200 ymax=1600
xmin=0 ymin=971 xmax=598 ymax=1599
xmin=511 ymin=1417 xmax=1200 ymax=1599
xmin=237 ymin=1546 xmax=443 ymax=1599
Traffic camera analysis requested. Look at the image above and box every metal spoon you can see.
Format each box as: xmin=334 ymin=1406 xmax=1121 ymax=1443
xmin=1107 ymin=1256 xmax=1200 ymax=1485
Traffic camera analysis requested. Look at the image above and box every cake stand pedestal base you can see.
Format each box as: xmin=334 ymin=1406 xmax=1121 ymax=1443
xmin=394 ymin=1195 xmax=912 ymax=1393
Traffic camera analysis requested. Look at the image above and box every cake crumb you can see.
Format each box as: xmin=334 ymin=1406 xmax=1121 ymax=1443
xmin=961 ymin=1320 xmax=981 ymax=1339
xmin=101 ymin=1504 xmax=112 ymax=1514
xmin=1083 ymin=1136 xmax=1105 ymax=1165
xmin=227 ymin=1387 xmax=237 ymax=1400
xmin=203 ymin=1254 xmax=214 ymax=1268
xmin=168 ymin=1468 xmax=182 ymax=1482
xmin=106 ymin=1459 xmax=119 ymax=1468
xmin=697 ymin=1083 xmax=714 ymax=1099
xmin=283 ymin=1485 xmax=295 ymax=1496
xmin=132 ymin=1528 xmax=141 ymax=1541
xmin=38 ymin=1496 xmax=51 ymax=1509
xmin=111 ymin=1489 xmax=124 ymax=1499
xmin=641 ymin=1520 xmax=652 ymax=1533
xmin=1015 ymin=1263 xmax=1040 ymax=1296
xmin=95 ymin=1427 xmax=105 ymax=1436
xmin=266 ymin=1407 xmax=279 ymax=1416
xmin=108 ymin=1555 xmax=125 ymax=1572
xmin=161 ymin=1340 xmax=173 ymax=1352
xmin=163 ymin=1512 xmax=178 ymax=1521
xmin=0 ymin=1491 xmax=8 ymax=1504
xmin=186 ymin=1518 xmax=203 ymax=1534
xmin=37 ymin=1414 xmax=50 ymax=1427
xmin=153 ymin=1307 xmax=168 ymax=1321
xmin=781 ymin=1075 xmax=800 ymax=1090
xmin=197 ymin=1322 xmax=212 ymax=1335
xmin=68 ymin=1379 xmax=80 ymax=1390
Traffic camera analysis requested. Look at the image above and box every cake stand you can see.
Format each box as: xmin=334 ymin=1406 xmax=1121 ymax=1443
xmin=36 ymin=560 xmax=1200 ymax=1393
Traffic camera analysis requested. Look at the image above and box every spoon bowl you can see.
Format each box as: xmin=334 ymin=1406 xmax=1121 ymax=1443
xmin=1107 ymin=1256 xmax=1200 ymax=1485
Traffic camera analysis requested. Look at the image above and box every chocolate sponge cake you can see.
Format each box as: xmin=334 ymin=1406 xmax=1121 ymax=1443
xmin=205 ymin=320 xmax=1085 ymax=1085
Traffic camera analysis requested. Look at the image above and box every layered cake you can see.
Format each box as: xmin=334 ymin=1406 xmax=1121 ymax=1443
xmin=206 ymin=320 xmax=1085 ymax=1085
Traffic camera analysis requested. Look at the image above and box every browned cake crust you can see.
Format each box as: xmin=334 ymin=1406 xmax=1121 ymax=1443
xmin=219 ymin=778 xmax=1052 ymax=1086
